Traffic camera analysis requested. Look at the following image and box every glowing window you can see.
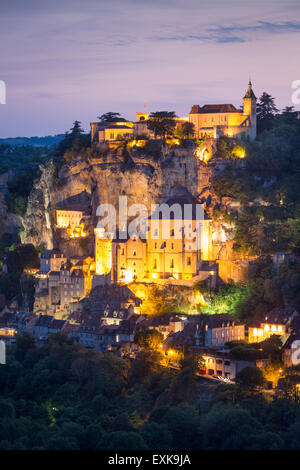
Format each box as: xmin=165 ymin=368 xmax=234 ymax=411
xmin=271 ymin=325 xmax=276 ymax=332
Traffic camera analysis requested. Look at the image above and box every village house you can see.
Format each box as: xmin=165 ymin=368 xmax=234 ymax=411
xmin=164 ymin=314 xmax=245 ymax=350
xmin=28 ymin=315 xmax=67 ymax=340
xmin=40 ymin=249 xmax=66 ymax=274
xmin=136 ymin=314 xmax=185 ymax=340
xmin=191 ymin=347 xmax=268 ymax=381
xmin=248 ymin=306 xmax=299 ymax=343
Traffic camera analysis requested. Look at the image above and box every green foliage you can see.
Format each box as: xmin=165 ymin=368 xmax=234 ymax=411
xmin=147 ymin=111 xmax=177 ymax=140
xmin=0 ymin=244 xmax=39 ymax=305
xmin=0 ymin=145 xmax=48 ymax=175
xmin=198 ymin=282 xmax=250 ymax=317
xmin=259 ymin=335 xmax=283 ymax=363
xmin=256 ymin=92 xmax=278 ymax=134
xmin=97 ymin=112 xmax=125 ymax=123
xmin=0 ymin=333 xmax=299 ymax=449
xmin=134 ymin=329 xmax=164 ymax=350
xmin=54 ymin=121 xmax=90 ymax=161
xmin=5 ymin=168 xmax=41 ymax=216
xmin=212 ymin=105 xmax=300 ymax=259
xmin=175 ymin=121 xmax=195 ymax=139
xmin=236 ymin=367 xmax=265 ymax=391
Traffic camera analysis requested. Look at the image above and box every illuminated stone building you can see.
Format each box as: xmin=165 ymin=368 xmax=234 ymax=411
xmin=248 ymin=307 xmax=298 ymax=343
xmin=94 ymin=227 xmax=113 ymax=276
xmin=56 ymin=209 xmax=88 ymax=238
xmin=40 ymin=249 xmax=66 ymax=273
xmin=91 ymin=112 xmax=189 ymax=143
xmin=90 ymin=81 xmax=256 ymax=144
xmin=34 ymin=253 xmax=92 ymax=315
xmin=55 ymin=192 xmax=91 ymax=238
xmin=189 ymin=81 xmax=257 ymax=141
xmin=94 ymin=196 xmax=214 ymax=284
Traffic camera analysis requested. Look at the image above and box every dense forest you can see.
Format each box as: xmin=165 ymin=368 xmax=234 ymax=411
xmin=0 ymin=333 xmax=300 ymax=450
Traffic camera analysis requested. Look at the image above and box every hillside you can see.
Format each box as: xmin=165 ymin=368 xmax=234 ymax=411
xmin=0 ymin=134 xmax=65 ymax=148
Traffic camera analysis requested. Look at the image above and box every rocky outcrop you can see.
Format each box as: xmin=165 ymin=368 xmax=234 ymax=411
xmin=20 ymin=142 xmax=241 ymax=274
xmin=217 ymin=241 xmax=257 ymax=283
xmin=0 ymin=170 xmax=25 ymax=240
xmin=20 ymin=161 xmax=54 ymax=248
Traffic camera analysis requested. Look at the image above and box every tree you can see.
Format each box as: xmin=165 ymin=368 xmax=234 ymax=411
xmin=105 ymin=431 xmax=147 ymax=450
xmin=55 ymin=120 xmax=88 ymax=157
xmin=176 ymin=121 xmax=195 ymax=139
xmin=280 ymin=106 xmax=300 ymax=126
xmin=140 ymin=422 xmax=172 ymax=449
xmin=180 ymin=353 xmax=205 ymax=374
xmin=147 ymin=111 xmax=177 ymax=140
xmin=128 ymin=350 xmax=162 ymax=385
xmin=276 ymin=365 xmax=300 ymax=402
xmin=256 ymin=92 xmax=278 ymax=133
xmin=97 ymin=112 xmax=124 ymax=123
xmin=134 ymin=329 xmax=164 ymax=350
xmin=160 ymin=403 xmax=199 ymax=449
xmin=236 ymin=366 xmax=265 ymax=391
xmin=69 ymin=120 xmax=84 ymax=137
xmin=260 ymin=335 xmax=283 ymax=364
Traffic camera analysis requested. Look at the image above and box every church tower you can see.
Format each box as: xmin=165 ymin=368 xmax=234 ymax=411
xmin=94 ymin=228 xmax=113 ymax=277
xmin=243 ymin=81 xmax=257 ymax=140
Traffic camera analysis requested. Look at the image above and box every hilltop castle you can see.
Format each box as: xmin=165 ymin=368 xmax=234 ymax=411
xmin=189 ymin=81 xmax=257 ymax=141
xmin=90 ymin=81 xmax=257 ymax=143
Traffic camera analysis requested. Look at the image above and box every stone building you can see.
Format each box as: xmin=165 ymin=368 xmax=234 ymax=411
xmin=94 ymin=195 xmax=214 ymax=284
xmin=248 ymin=306 xmax=299 ymax=343
xmin=40 ymin=249 xmax=66 ymax=273
xmin=34 ymin=254 xmax=90 ymax=316
xmin=164 ymin=313 xmax=245 ymax=350
xmin=90 ymin=81 xmax=256 ymax=144
xmin=189 ymin=81 xmax=257 ymax=141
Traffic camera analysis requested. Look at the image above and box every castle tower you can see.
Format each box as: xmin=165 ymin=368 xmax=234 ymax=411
xmin=243 ymin=81 xmax=257 ymax=140
xmin=136 ymin=111 xmax=149 ymax=122
xmin=94 ymin=228 xmax=113 ymax=276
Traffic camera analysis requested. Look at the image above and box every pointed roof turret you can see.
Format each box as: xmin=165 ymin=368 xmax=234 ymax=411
xmin=243 ymin=80 xmax=256 ymax=99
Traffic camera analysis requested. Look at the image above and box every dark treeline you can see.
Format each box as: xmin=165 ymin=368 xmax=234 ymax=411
xmin=0 ymin=333 xmax=300 ymax=450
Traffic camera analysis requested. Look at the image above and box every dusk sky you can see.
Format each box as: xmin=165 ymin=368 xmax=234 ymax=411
xmin=1 ymin=0 xmax=300 ymax=137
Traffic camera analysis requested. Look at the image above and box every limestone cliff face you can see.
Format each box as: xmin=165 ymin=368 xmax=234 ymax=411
xmin=0 ymin=170 xmax=25 ymax=240
xmin=20 ymin=143 xmax=237 ymax=264
xmin=54 ymin=145 xmax=200 ymax=221
xmin=20 ymin=161 xmax=54 ymax=248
